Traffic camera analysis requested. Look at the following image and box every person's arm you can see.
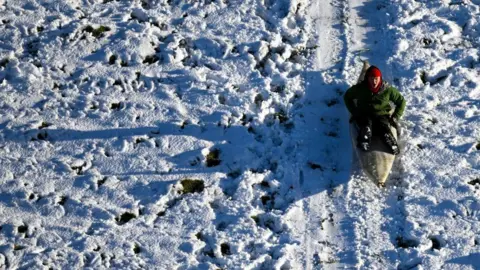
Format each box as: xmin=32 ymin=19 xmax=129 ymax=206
xmin=343 ymin=85 xmax=358 ymax=115
xmin=390 ymin=87 xmax=406 ymax=119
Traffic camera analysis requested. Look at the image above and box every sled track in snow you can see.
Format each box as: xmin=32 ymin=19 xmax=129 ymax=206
xmin=293 ymin=0 xmax=360 ymax=268
xmin=296 ymin=0 xmax=410 ymax=268
xmin=340 ymin=0 xmax=409 ymax=268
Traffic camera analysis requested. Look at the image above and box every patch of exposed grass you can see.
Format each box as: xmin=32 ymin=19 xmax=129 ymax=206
xmin=36 ymin=131 xmax=48 ymax=141
xmin=468 ymin=178 xmax=480 ymax=186
xmin=326 ymin=99 xmax=339 ymax=107
xmin=135 ymin=137 xmax=147 ymax=145
xmin=308 ymin=162 xmax=323 ymax=171
xmin=420 ymin=71 xmax=427 ymax=84
xmin=283 ymin=122 xmax=294 ymax=130
xmin=39 ymin=122 xmax=52 ymax=129
xmin=220 ymin=243 xmax=231 ymax=256
xmin=218 ymin=95 xmax=226 ymax=105
xmin=71 ymin=162 xmax=85 ymax=175
xmin=428 ymin=118 xmax=438 ymax=124
xmin=206 ymin=149 xmax=221 ymax=167
xmin=14 ymin=245 xmax=25 ymax=251
xmin=321 ymin=258 xmax=340 ymax=264
xmin=273 ymin=110 xmax=288 ymax=124
xmin=260 ymin=181 xmax=269 ymax=188
xmin=133 ymin=244 xmax=141 ymax=254
xmin=203 ymin=248 xmax=215 ymax=258
xmin=0 ymin=58 xmax=9 ymax=68
xmin=143 ymin=55 xmax=159 ymax=64
xmin=254 ymin=93 xmax=264 ymax=107
xmin=110 ymin=102 xmax=121 ymax=110
xmin=180 ymin=121 xmax=188 ymax=129
xmin=189 ymin=157 xmax=200 ymax=166
xmin=227 ymin=170 xmax=241 ymax=179
xmin=116 ymin=212 xmax=136 ymax=225
xmin=26 ymin=39 xmax=40 ymax=56
xmin=84 ymin=25 xmax=111 ymax=38
xmin=430 ymin=236 xmax=443 ymax=250
xmin=109 ymin=55 xmax=117 ymax=65
xmin=98 ymin=177 xmax=107 ymax=187
xmin=271 ymin=84 xmax=285 ymax=93
xmin=261 ymin=195 xmax=271 ymax=205
xmin=18 ymin=225 xmax=28 ymax=233
xmin=396 ymin=236 xmax=419 ymax=249
xmin=180 ymin=179 xmax=205 ymax=194
xmin=326 ymin=131 xmax=338 ymax=137
xmin=58 ymin=196 xmax=67 ymax=205
xmin=216 ymin=221 xmax=228 ymax=231
xmin=422 ymin=38 xmax=433 ymax=47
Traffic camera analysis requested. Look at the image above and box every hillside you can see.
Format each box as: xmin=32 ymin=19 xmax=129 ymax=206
xmin=0 ymin=0 xmax=479 ymax=269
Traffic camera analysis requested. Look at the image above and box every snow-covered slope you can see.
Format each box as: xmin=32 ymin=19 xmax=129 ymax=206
xmin=0 ymin=0 xmax=479 ymax=269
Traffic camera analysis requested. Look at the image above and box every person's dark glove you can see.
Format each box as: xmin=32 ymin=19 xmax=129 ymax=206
xmin=349 ymin=110 xmax=360 ymax=123
xmin=351 ymin=114 xmax=363 ymax=125
xmin=389 ymin=116 xmax=399 ymax=129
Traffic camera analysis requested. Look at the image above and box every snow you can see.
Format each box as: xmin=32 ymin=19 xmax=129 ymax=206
xmin=0 ymin=0 xmax=479 ymax=269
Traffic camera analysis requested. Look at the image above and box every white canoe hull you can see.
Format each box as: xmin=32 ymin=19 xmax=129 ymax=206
xmin=350 ymin=122 xmax=397 ymax=184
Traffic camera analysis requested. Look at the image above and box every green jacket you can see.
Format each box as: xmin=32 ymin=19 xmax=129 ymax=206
xmin=344 ymin=81 xmax=406 ymax=119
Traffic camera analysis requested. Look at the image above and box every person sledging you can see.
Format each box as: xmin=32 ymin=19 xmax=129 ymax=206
xmin=343 ymin=65 xmax=406 ymax=155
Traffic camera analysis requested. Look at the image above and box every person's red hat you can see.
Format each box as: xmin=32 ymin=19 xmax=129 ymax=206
xmin=367 ymin=66 xmax=382 ymax=78
xmin=366 ymin=66 xmax=382 ymax=93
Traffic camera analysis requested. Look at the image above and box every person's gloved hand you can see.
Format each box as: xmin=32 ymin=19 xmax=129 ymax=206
xmin=349 ymin=110 xmax=360 ymax=123
xmin=351 ymin=114 xmax=362 ymax=125
xmin=390 ymin=116 xmax=399 ymax=129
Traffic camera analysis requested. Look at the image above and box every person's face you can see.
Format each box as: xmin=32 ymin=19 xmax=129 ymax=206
xmin=369 ymin=76 xmax=381 ymax=88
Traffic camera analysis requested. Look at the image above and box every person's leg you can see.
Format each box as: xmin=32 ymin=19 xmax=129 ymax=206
xmin=354 ymin=116 xmax=372 ymax=151
xmin=376 ymin=116 xmax=400 ymax=155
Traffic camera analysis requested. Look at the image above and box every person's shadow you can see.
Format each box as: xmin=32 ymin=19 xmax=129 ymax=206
xmin=293 ymin=69 xmax=353 ymax=198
